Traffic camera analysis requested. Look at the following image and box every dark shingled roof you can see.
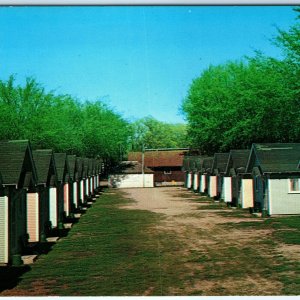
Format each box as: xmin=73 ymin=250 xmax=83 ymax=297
xmin=83 ymin=158 xmax=89 ymax=178
xmin=183 ymin=155 xmax=208 ymax=172
xmin=249 ymin=143 xmax=300 ymax=173
xmin=225 ymin=150 xmax=251 ymax=175
xmin=67 ymin=155 xmax=77 ymax=180
xmin=54 ymin=153 xmax=69 ymax=182
xmin=0 ymin=140 xmax=37 ymax=185
xmin=202 ymin=157 xmax=214 ymax=172
xmin=116 ymin=161 xmax=154 ymax=174
xmin=212 ymin=153 xmax=230 ymax=175
xmin=77 ymin=157 xmax=84 ymax=178
xmin=32 ymin=149 xmax=56 ymax=185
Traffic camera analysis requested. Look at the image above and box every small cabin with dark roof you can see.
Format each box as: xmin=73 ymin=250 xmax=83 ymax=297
xmin=209 ymin=153 xmax=229 ymax=199
xmin=0 ymin=140 xmax=37 ymax=265
xmin=192 ymin=156 xmax=208 ymax=192
xmin=76 ymin=157 xmax=85 ymax=204
xmin=245 ymin=143 xmax=300 ymax=215
xmin=223 ymin=150 xmax=251 ymax=207
xmin=29 ymin=149 xmax=57 ymax=243
xmin=67 ymin=155 xmax=79 ymax=210
xmin=199 ymin=157 xmax=214 ymax=194
xmin=54 ymin=153 xmax=70 ymax=225
xmin=83 ymin=158 xmax=90 ymax=199
xmin=108 ymin=161 xmax=154 ymax=188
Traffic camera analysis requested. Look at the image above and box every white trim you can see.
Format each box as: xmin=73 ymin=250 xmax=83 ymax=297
xmin=268 ymin=179 xmax=272 ymax=215
xmin=85 ymin=178 xmax=89 ymax=196
xmin=49 ymin=187 xmax=57 ymax=228
xmin=35 ymin=193 xmax=39 ymax=241
xmin=80 ymin=180 xmax=84 ymax=200
xmin=64 ymin=183 xmax=70 ymax=216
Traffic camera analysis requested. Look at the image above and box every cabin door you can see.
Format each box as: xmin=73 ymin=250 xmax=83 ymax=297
xmin=49 ymin=187 xmax=58 ymax=228
xmin=73 ymin=182 xmax=78 ymax=208
xmin=27 ymin=193 xmax=39 ymax=242
xmin=224 ymin=177 xmax=232 ymax=203
xmin=0 ymin=196 xmax=9 ymax=264
xmin=63 ymin=183 xmax=70 ymax=217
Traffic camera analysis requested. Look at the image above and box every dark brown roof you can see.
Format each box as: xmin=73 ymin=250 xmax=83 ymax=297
xmin=182 ymin=155 xmax=208 ymax=171
xmin=116 ymin=161 xmax=154 ymax=174
xmin=128 ymin=150 xmax=187 ymax=168
xmin=202 ymin=157 xmax=214 ymax=172
xmin=77 ymin=157 xmax=84 ymax=178
xmin=0 ymin=140 xmax=37 ymax=186
xmin=83 ymin=158 xmax=89 ymax=177
xmin=248 ymin=143 xmax=300 ymax=173
xmin=33 ymin=149 xmax=56 ymax=185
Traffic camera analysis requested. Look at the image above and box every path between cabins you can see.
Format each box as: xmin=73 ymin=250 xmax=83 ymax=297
xmin=120 ymin=187 xmax=296 ymax=295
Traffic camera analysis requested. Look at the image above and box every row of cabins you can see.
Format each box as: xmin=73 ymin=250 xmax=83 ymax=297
xmin=183 ymin=143 xmax=300 ymax=216
xmin=0 ymin=140 xmax=103 ymax=266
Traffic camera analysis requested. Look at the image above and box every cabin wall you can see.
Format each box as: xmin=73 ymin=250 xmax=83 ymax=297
xmin=73 ymin=182 xmax=78 ymax=208
xmin=0 ymin=196 xmax=9 ymax=264
xmin=200 ymin=175 xmax=206 ymax=193
xmin=268 ymin=179 xmax=300 ymax=215
xmin=187 ymin=173 xmax=192 ymax=189
xmin=27 ymin=192 xmax=39 ymax=242
xmin=223 ymin=177 xmax=232 ymax=202
xmin=63 ymin=183 xmax=70 ymax=217
xmin=193 ymin=173 xmax=199 ymax=191
xmin=240 ymin=179 xmax=254 ymax=208
xmin=209 ymin=176 xmax=217 ymax=197
xmin=49 ymin=187 xmax=58 ymax=228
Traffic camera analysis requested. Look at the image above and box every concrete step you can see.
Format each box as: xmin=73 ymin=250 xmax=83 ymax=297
xmin=74 ymin=213 xmax=81 ymax=218
xmin=64 ymin=223 xmax=73 ymax=229
xmin=21 ymin=255 xmax=38 ymax=265
xmin=46 ymin=237 xmax=59 ymax=243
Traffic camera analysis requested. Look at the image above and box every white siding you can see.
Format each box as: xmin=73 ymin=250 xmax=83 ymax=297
xmin=80 ymin=180 xmax=84 ymax=201
xmin=64 ymin=183 xmax=69 ymax=216
xmin=224 ymin=177 xmax=232 ymax=203
xmin=187 ymin=173 xmax=192 ymax=189
xmin=209 ymin=176 xmax=217 ymax=197
xmin=27 ymin=193 xmax=39 ymax=242
xmin=268 ymin=178 xmax=300 ymax=215
xmin=193 ymin=173 xmax=199 ymax=191
xmin=0 ymin=196 xmax=9 ymax=264
xmin=90 ymin=176 xmax=93 ymax=194
xmin=200 ymin=175 xmax=206 ymax=193
xmin=240 ymin=179 xmax=254 ymax=208
xmin=49 ymin=187 xmax=57 ymax=228
xmin=73 ymin=182 xmax=78 ymax=208
xmin=85 ymin=179 xmax=89 ymax=196
xmin=108 ymin=174 xmax=154 ymax=188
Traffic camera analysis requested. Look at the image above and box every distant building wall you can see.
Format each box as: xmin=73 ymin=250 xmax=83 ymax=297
xmin=108 ymin=174 xmax=154 ymax=188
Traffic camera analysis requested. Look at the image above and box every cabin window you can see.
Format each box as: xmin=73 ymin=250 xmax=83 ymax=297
xmin=164 ymin=170 xmax=172 ymax=175
xmin=289 ymin=178 xmax=300 ymax=193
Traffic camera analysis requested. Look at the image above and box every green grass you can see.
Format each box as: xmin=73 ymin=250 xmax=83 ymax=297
xmin=9 ymin=191 xmax=189 ymax=296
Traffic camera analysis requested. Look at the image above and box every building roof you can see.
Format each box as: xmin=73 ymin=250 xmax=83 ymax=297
xmin=33 ymin=149 xmax=56 ymax=185
xmin=67 ymin=155 xmax=77 ymax=180
xmin=183 ymin=155 xmax=208 ymax=172
xmin=202 ymin=157 xmax=214 ymax=172
xmin=247 ymin=143 xmax=300 ymax=173
xmin=212 ymin=153 xmax=230 ymax=175
xmin=0 ymin=140 xmax=37 ymax=186
xmin=116 ymin=161 xmax=154 ymax=174
xmin=225 ymin=149 xmax=251 ymax=175
xmin=77 ymin=157 xmax=84 ymax=178
xmin=54 ymin=153 xmax=69 ymax=182
xmin=128 ymin=150 xmax=187 ymax=168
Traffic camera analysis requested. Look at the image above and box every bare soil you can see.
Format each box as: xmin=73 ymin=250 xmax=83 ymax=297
xmin=120 ymin=187 xmax=298 ymax=295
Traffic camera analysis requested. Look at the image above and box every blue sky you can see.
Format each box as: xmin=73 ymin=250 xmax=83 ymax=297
xmin=0 ymin=6 xmax=298 ymax=123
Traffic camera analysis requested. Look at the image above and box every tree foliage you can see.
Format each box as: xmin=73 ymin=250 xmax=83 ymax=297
xmin=0 ymin=76 xmax=131 ymax=165
xmin=181 ymin=9 xmax=300 ymax=154
xmin=130 ymin=116 xmax=187 ymax=151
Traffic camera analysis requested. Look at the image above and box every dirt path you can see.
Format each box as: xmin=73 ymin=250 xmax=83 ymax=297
xmin=120 ymin=187 xmax=292 ymax=295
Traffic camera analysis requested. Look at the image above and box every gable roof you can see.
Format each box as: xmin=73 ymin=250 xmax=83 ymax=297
xmin=0 ymin=140 xmax=37 ymax=186
xmin=83 ymin=158 xmax=89 ymax=177
xmin=212 ymin=153 xmax=230 ymax=175
xmin=54 ymin=153 xmax=69 ymax=182
xmin=76 ymin=157 xmax=84 ymax=178
xmin=33 ymin=149 xmax=57 ymax=185
xmin=202 ymin=157 xmax=214 ymax=173
xmin=225 ymin=149 xmax=251 ymax=175
xmin=246 ymin=143 xmax=300 ymax=174
xmin=128 ymin=150 xmax=187 ymax=168
xmin=67 ymin=155 xmax=77 ymax=180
